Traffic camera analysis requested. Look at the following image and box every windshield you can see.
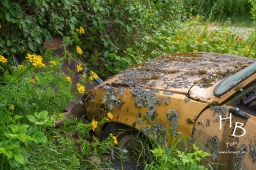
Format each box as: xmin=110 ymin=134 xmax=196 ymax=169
xmin=214 ymin=62 xmax=256 ymax=96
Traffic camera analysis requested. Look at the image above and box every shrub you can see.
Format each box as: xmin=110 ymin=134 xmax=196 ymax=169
xmin=184 ymin=0 xmax=253 ymax=23
xmin=0 ymin=0 xmax=186 ymax=77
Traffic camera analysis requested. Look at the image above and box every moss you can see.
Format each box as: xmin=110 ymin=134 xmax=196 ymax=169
xmin=151 ymin=75 xmax=159 ymax=79
xmin=130 ymin=62 xmax=145 ymax=68
xmin=136 ymin=75 xmax=159 ymax=81
xmin=164 ymin=57 xmax=179 ymax=62
xmin=216 ymin=71 xmax=222 ymax=76
xmin=200 ymin=77 xmax=215 ymax=88
xmin=171 ymin=52 xmax=202 ymax=58
xmin=216 ymin=71 xmax=229 ymax=77
xmin=235 ymin=85 xmax=243 ymax=92
xmin=187 ymin=118 xmax=194 ymax=124
xmin=183 ymin=58 xmax=192 ymax=62
xmin=185 ymin=71 xmax=195 ymax=76
xmin=198 ymin=70 xmax=207 ymax=75
xmin=136 ymin=77 xmax=150 ymax=81
xmin=241 ymin=64 xmax=248 ymax=69
xmin=209 ymin=100 xmax=219 ymax=106
xmin=167 ymin=70 xmax=177 ymax=74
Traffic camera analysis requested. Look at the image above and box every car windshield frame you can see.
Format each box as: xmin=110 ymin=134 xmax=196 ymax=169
xmin=214 ymin=62 xmax=256 ymax=97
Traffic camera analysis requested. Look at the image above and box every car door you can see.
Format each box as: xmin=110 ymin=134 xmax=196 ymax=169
xmin=193 ymin=82 xmax=256 ymax=170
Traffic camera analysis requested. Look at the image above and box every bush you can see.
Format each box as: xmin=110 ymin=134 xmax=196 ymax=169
xmin=0 ymin=0 xmax=186 ymax=77
xmin=0 ymin=48 xmax=116 ymax=168
xmin=184 ymin=0 xmax=253 ymax=23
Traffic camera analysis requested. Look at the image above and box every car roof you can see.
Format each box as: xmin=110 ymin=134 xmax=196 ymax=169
xmin=102 ymin=52 xmax=255 ymax=102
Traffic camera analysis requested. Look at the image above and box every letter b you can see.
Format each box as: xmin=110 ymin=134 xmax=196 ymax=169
xmin=231 ymin=122 xmax=246 ymax=137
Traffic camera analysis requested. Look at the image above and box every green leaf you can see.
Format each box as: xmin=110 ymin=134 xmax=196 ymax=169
xmin=4 ymin=13 xmax=11 ymax=22
xmin=13 ymin=115 xmax=23 ymax=120
xmin=6 ymin=142 xmax=20 ymax=151
xmin=8 ymin=8 xmax=19 ymax=17
xmin=27 ymin=0 xmax=35 ymax=5
xmin=69 ymin=23 xmax=75 ymax=32
xmin=16 ymin=124 xmax=29 ymax=134
xmin=14 ymin=153 xmax=25 ymax=165
xmin=35 ymin=110 xmax=48 ymax=121
xmin=10 ymin=124 xmax=19 ymax=133
xmin=28 ymin=41 xmax=37 ymax=51
xmin=7 ymin=40 xmax=12 ymax=47
xmin=33 ymin=131 xmax=47 ymax=144
xmin=70 ymin=16 xmax=77 ymax=23
xmin=27 ymin=115 xmax=37 ymax=123
xmin=5 ymin=134 xmax=18 ymax=139
xmin=10 ymin=47 xmax=17 ymax=53
xmin=2 ymin=0 xmax=10 ymax=8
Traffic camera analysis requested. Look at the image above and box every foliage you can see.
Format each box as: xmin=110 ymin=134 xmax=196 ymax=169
xmin=0 ymin=0 xmax=186 ymax=77
xmin=184 ymin=0 xmax=253 ymax=23
xmin=126 ymin=16 xmax=256 ymax=60
xmin=0 ymin=0 xmax=80 ymax=59
xmin=0 ymin=49 xmax=115 ymax=169
xmin=145 ymin=138 xmax=211 ymax=170
xmin=1 ymin=0 xmax=255 ymax=169
xmin=249 ymin=0 xmax=256 ymax=25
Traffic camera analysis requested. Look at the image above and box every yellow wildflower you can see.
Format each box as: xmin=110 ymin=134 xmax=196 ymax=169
xmin=110 ymin=133 xmax=118 ymax=145
xmin=107 ymin=112 xmax=113 ymax=120
xmin=89 ymin=71 xmax=99 ymax=81
xmin=9 ymin=105 xmax=15 ymax=110
xmin=76 ymin=83 xmax=85 ymax=94
xmin=29 ymin=78 xmax=35 ymax=83
xmin=0 ymin=24 xmax=1 ymax=28
xmin=76 ymin=64 xmax=83 ymax=72
xmin=26 ymin=54 xmax=45 ymax=67
xmin=76 ymin=46 xmax=83 ymax=54
xmin=82 ymin=73 xmax=86 ymax=78
xmin=91 ymin=119 xmax=98 ymax=131
xmin=0 ymin=55 xmax=7 ymax=63
xmin=49 ymin=60 xmax=57 ymax=66
xmin=65 ymin=76 xmax=71 ymax=82
xmin=76 ymin=26 xmax=85 ymax=34
xmin=18 ymin=65 xmax=26 ymax=69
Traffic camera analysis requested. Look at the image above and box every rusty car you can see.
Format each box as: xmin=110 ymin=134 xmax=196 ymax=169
xmin=70 ymin=52 xmax=256 ymax=169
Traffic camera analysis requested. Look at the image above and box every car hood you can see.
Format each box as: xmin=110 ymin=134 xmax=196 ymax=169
xmin=102 ymin=52 xmax=255 ymax=102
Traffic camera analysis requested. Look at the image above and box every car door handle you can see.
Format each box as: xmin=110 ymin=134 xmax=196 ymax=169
xmin=229 ymin=108 xmax=250 ymax=119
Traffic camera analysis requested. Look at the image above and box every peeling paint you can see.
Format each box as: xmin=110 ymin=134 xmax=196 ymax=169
xmin=210 ymin=106 xmax=228 ymax=118
xmin=207 ymin=136 xmax=219 ymax=161
xmin=234 ymin=144 xmax=248 ymax=170
xmin=163 ymin=91 xmax=174 ymax=96
xmin=131 ymin=88 xmax=157 ymax=120
xmin=140 ymin=122 xmax=166 ymax=143
xmin=165 ymin=97 xmax=171 ymax=105
xmin=249 ymin=145 xmax=256 ymax=162
xmin=214 ymin=117 xmax=220 ymax=122
xmin=184 ymin=97 xmax=190 ymax=103
xmin=180 ymin=141 xmax=186 ymax=148
xmin=118 ymin=88 xmax=124 ymax=96
xmin=101 ymin=85 xmax=122 ymax=111
xmin=206 ymin=119 xmax=210 ymax=126
xmin=166 ymin=109 xmax=178 ymax=137
xmin=156 ymin=97 xmax=163 ymax=106
xmin=88 ymin=96 xmax=95 ymax=102
xmin=188 ymin=137 xmax=193 ymax=145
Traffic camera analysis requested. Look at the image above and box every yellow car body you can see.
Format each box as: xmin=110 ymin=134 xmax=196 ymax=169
xmin=83 ymin=52 xmax=256 ymax=169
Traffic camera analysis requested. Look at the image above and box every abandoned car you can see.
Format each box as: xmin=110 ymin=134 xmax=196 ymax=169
xmin=72 ymin=52 xmax=256 ymax=169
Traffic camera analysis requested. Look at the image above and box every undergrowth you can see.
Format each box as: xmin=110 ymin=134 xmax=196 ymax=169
xmin=1 ymin=0 xmax=256 ymax=169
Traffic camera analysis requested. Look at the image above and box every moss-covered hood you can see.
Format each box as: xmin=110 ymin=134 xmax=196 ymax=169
xmin=102 ymin=52 xmax=255 ymax=103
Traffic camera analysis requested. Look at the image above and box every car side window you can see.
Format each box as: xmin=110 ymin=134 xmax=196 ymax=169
xmin=239 ymin=89 xmax=256 ymax=111
xmin=230 ymin=84 xmax=256 ymax=114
